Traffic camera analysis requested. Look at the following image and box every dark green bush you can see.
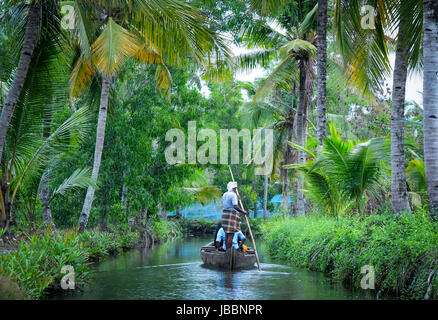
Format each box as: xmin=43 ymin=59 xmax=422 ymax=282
xmin=180 ymin=218 xmax=218 ymax=235
xmin=261 ymin=211 xmax=438 ymax=299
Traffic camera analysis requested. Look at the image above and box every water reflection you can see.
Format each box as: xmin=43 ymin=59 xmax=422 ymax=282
xmin=51 ymin=237 xmax=372 ymax=300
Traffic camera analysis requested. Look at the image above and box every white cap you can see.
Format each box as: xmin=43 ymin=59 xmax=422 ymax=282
xmin=227 ymin=181 xmax=237 ymax=191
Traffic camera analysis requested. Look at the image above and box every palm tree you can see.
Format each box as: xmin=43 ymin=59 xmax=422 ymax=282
xmin=241 ymin=98 xmax=296 ymax=213
xmin=286 ymin=124 xmax=388 ymax=216
xmin=316 ymin=0 xmax=328 ymax=143
xmin=422 ymin=0 xmax=438 ymax=219
xmin=391 ymin=10 xmax=411 ymax=213
xmin=334 ymin=0 xmax=422 ymax=214
xmin=0 ymin=0 xmax=42 ymax=171
xmin=69 ymin=0 xmax=232 ymax=232
xmin=0 ymin=0 xmax=96 ymax=230
xmin=238 ymin=1 xmax=318 ymax=215
xmin=296 ymin=49 xmax=315 ymax=215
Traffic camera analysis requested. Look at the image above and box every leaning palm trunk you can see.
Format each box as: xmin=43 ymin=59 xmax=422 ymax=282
xmin=78 ymin=75 xmax=111 ymax=232
xmin=423 ymin=0 xmax=438 ymax=219
xmin=0 ymin=1 xmax=41 ymax=168
xmin=316 ymin=0 xmax=328 ymax=144
xmin=296 ymin=58 xmax=313 ymax=216
xmin=391 ymin=15 xmax=411 ymax=213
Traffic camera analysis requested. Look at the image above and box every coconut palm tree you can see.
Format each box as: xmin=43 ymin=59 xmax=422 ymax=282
xmin=68 ymin=0 xmax=232 ymax=232
xmin=316 ymin=0 xmax=328 ymax=143
xmin=237 ymin=1 xmax=318 ymax=215
xmin=0 ymin=0 xmax=42 ymax=171
xmin=286 ymin=123 xmax=389 ymax=216
xmin=0 ymin=0 xmax=97 ymax=230
xmin=422 ymin=0 xmax=438 ymax=219
xmin=334 ymin=0 xmax=423 ymax=214
xmin=241 ymin=98 xmax=296 ymax=212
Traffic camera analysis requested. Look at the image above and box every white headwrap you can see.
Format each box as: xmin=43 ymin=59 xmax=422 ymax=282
xmin=227 ymin=181 xmax=237 ymax=192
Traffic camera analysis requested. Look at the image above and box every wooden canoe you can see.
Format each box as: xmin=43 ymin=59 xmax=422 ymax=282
xmin=200 ymin=242 xmax=256 ymax=270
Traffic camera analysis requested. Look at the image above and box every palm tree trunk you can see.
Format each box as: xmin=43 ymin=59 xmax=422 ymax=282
xmin=281 ymin=123 xmax=294 ymax=213
xmin=296 ymin=60 xmax=306 ymax=215
xmin=0 ymin=0 xmax=41 ymax=165
xmin=391 ymin=14 xmax=411 ymax=213
xmin=263 ymin=173 xmax=268 ymax=220
xmin=296 ymin=58 xmax=313 ymax=215
xmin=41 ymin=109 xmax=56 ymax=230
xmin=41 ymin=179 xmax=56 ymax=230
xmin=78 ymin=75 xmax=111 ymax=232
xmin=423 ymin=0 xmax=438 ymax=219
xmin=316 ymin=0 xmax=328 ymax=144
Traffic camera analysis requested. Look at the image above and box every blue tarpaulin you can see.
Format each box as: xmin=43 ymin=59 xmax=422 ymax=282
xmin=168 ymin=194 xmax=293 ymax=219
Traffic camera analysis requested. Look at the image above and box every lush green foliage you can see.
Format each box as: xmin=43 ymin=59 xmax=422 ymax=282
xmin=0 ymin=232 xmax=90 ymax=299
xmin=287 ymin=124 xmax=389 ymax=216
xmin=0 ymin=217 xmax=182 ymax=299
xmin=151 ymin=218 xmax=182 ymax=241
xmin=262 ymin=212 xmax=438 ymax=299
xmin=0 ymin=0 xmax=435 ymax=302
xmin=180 ymin=218 xmax=218 ymax=235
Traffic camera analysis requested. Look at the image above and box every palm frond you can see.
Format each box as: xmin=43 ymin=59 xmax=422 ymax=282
xmin=183 ymin=186 xmax=222 ymax=205
xmin=91 ymin=18 xmax=140 ymax=77
xmin=249 ymin=0 xmax=290 ymax=17
xmin=406 ymin=159 xmax=426 ymax=193
xmin=280 ymin=39 xmax=317 ymax=57
xmin=253 ymin=56 xmax=298 ymax=103
xmin=50 ymin=167 xmax=97 ymax=200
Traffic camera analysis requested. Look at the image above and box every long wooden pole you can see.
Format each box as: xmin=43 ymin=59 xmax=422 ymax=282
xmin=228 ymin=166 xmax=261 ymax=271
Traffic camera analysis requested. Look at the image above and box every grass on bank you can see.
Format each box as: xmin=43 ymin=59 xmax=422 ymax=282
xmin=261 ymin=211 xmax=438 ymax=299
xmin=0 ymin=219 xmax=181 ymax=299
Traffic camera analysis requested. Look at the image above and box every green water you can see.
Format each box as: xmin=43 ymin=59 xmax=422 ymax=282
xmin=54 ymin=236 xmax=372 ymax=300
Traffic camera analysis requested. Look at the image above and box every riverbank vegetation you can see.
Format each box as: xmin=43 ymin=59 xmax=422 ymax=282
xmin=0 ymin=218 xmax=181 ymax=299
xmin=262 ymin=212 xmax=438 ymax=299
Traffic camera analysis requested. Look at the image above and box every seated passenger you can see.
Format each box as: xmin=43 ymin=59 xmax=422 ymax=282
xmin=213 ymin=222 xmax=222 ymax=245
xmin=215 ymin=226 xmax=226 ymax=251
xmin=232 ymin=230 xmax=246 ymax=251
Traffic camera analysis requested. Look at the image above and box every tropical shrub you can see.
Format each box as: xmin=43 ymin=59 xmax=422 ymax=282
xmin=0 ymin=232 xmax=90 ymax=299
xmin=151 ymin=218 xmax=182 ymax=241
xmin=78 ymin=230 xmax=123 ymax=260
xmin=262 ymin=211 xmax=438 ymax=299
xmin=286 ymin=123 xmax=388 ymax=216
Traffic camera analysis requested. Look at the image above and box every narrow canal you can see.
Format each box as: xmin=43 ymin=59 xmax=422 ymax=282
xmin=53 ymin=236 xmax=372 ymax=300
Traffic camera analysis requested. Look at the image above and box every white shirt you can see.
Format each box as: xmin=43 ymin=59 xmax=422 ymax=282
xmin=216 ymin=228 xmax=245 ymax=250
xmin=222 ymin=191 xmax=238 ymax=211
xmin=232 ymin=231 xmax=246 ymax=249
xmin=216 ymin=228 xmax=226 ymax=250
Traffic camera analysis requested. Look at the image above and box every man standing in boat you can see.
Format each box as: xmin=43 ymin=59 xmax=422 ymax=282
xmin=222 ymin=181 xmax=248 ymax=250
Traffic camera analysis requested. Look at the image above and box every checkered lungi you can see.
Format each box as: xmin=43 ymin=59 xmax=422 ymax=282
xmin=221 ymin=210 xmax=241 ymax=233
